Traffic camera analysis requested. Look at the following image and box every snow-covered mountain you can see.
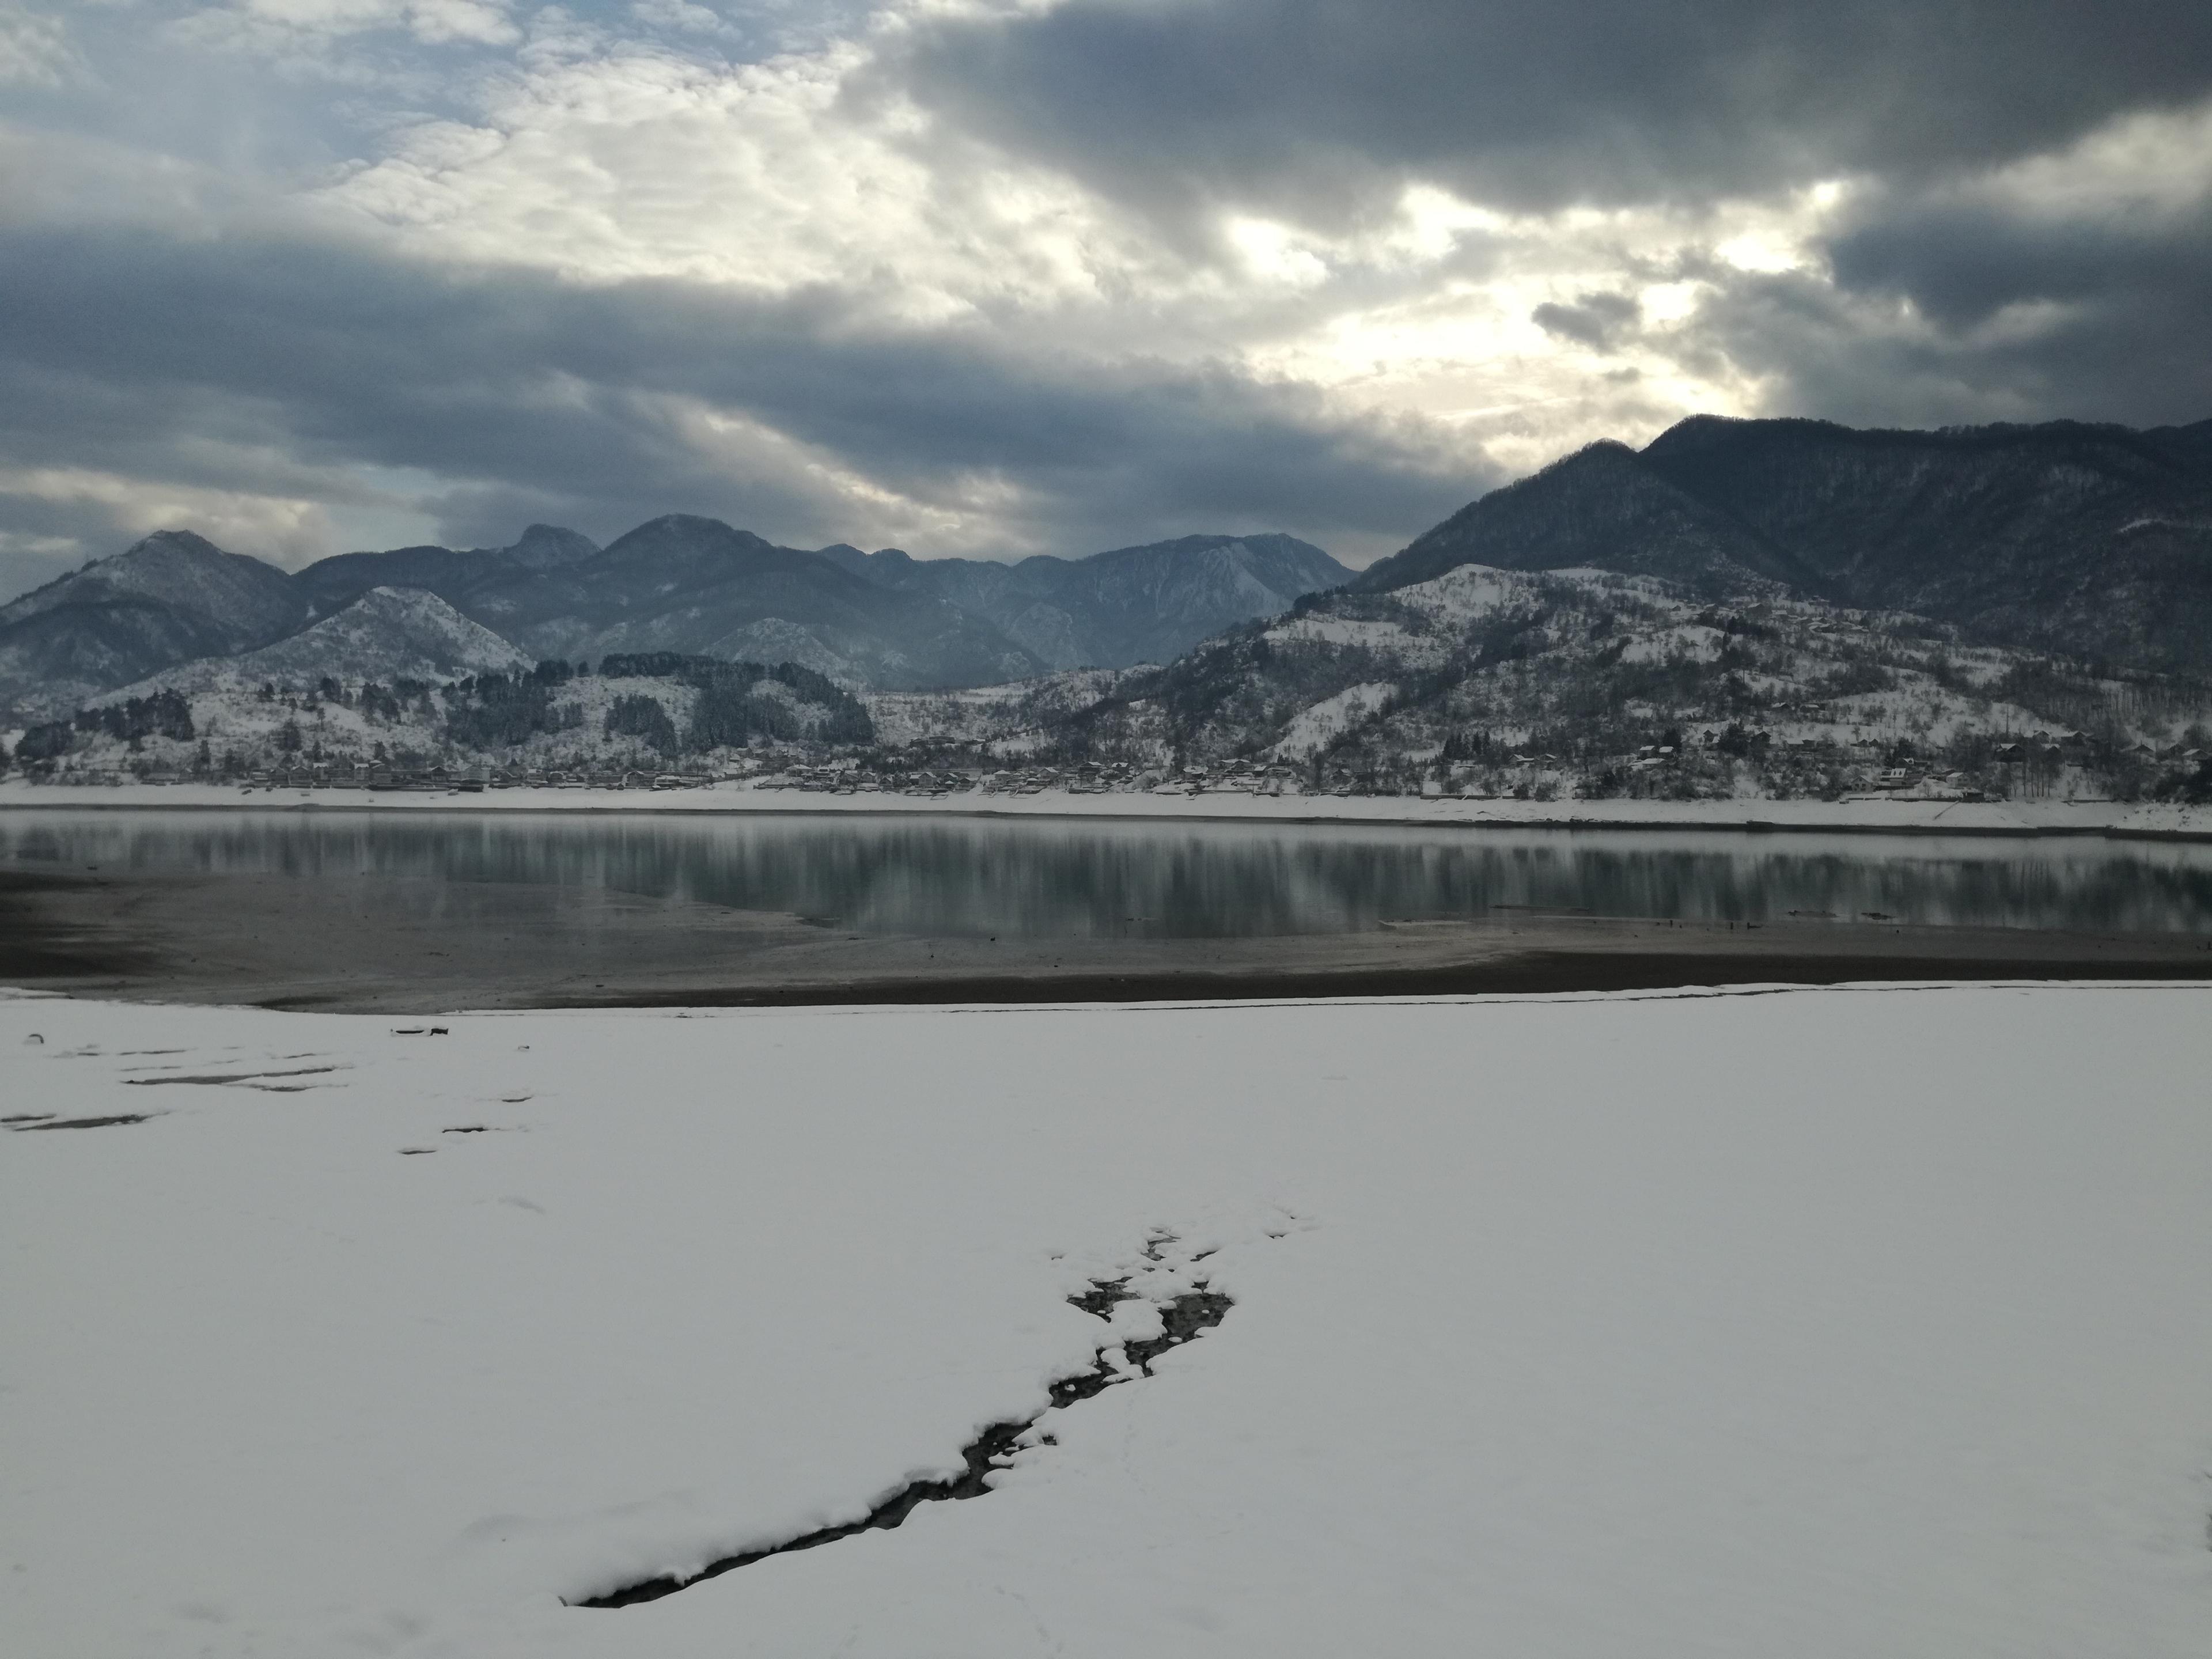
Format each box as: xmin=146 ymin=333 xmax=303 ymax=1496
xmin=901 ymin=557 xmax=2212 ymax=802
xmin=0 ymin=529 xmax=301 ymax=637
xmin=109 ymin=587 xmax=529 ymax=699
xmin=0 ymin=531 xmax=306 ymax=717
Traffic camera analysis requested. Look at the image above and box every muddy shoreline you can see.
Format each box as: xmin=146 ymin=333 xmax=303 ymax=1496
xmin=5 ymin=867 xmax=2207 ymax=1011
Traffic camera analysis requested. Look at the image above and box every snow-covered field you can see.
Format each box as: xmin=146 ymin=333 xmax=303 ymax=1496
xmin=5 ymin=983 xmax=2210 ymax=1657
xmin=9 ymin=775 xmax=2212 ymax=839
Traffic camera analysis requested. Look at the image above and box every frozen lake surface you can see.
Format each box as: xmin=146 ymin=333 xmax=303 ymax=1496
xmin=4 ymin=983 xmax=2210 ymax=1658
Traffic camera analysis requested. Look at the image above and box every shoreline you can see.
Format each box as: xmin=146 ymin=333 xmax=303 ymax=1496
xmin=566 ymin=952 xmax=2212 ymax=1010
xmin=6 ymin=778 xmax=2212 ymax=842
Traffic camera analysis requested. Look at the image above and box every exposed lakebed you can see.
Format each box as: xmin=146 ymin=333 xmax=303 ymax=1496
xmin=3 ymin=808 xmax=2210 ymax=1007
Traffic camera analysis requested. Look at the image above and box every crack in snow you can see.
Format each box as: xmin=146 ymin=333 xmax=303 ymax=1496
xmin=7 ymin=1112 xmax=155 ymax=1130
xmin=124 ymin=1066 xmax=346 ymax=1088
xmin=574 ymin=1235 xmax=1236 ymax=1609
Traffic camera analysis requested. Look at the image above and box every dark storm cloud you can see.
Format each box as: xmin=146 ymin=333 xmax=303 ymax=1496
xmin=1532 ymin=293 xmax=1642 ymax=353
xmin=1826 ymin=191 xmax=2212 ymax=336
xmin=878 ymin=1 xmax=2212 ymax=230
xmin=0 ymin=225 xmax=1490 ymax=566
xmin=1679 ymin=181 xmax=2212 ymax=430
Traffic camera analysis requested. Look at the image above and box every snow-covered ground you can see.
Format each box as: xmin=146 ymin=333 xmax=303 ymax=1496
xmin=5 ymin=983 xmax=2211 ymax=1658
xmin=9 ymin=775 xmax=2212 ymax=839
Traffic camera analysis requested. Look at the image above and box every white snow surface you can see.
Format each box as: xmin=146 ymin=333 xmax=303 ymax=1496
xmin=4 ymin=984 xmax=2211 ymax=1658
xmin=1391 ymin=560 xmax=1567 ymax=623
xmin=1264 ymin=616 xmax=1434 ymax=657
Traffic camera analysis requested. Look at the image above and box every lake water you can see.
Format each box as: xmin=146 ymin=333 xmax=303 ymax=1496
xmin=6 ymin=809 xmax=2212 ymax=938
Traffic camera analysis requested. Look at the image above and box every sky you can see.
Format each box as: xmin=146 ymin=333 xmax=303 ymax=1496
xmin=2 ymin=2 xmax=2210 ymax=601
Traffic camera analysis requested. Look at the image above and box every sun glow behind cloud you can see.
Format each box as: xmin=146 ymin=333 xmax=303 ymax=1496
xmin=310 ymin=19 xmax=1866 ymax=485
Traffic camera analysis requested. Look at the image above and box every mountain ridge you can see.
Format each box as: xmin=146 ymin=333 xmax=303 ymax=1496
xmin=1358 ymin=414 xmax=2212 ymax=671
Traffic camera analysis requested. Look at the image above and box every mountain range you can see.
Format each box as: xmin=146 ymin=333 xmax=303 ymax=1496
xmin=0 ymin=521 xmax=1352 ymax=720
xmin=9 ymin=413 xmax=2212 ymax=772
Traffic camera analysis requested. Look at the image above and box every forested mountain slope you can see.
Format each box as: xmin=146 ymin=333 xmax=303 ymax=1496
xmin=1359 ymin=416 xmax=2212 ymax=672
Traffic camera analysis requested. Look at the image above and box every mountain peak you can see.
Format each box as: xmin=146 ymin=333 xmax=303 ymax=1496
xmin=600 ymin=515 xmax=779 ymax=563
xmin=119 ymin=528 xmax=232 ymax=564
xmin=623 ymin=513 xmax=744 ymax=539
xmin=0 ymin=526 xmax=301 ymax=644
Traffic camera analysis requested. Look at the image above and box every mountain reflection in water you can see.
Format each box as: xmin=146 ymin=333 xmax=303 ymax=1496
xmin=6 ymin=810 xmax=2212 ymax=940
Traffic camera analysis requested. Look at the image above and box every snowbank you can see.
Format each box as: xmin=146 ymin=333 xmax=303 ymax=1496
xmin=4 ymin=983 xmax=2210 ymax=1657
xmin=8 ymin=775 xmax=2212 ymax=840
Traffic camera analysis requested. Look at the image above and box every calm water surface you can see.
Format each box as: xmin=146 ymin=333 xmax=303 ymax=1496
xmin=6 ymin=810 xmax=2212 ymax=938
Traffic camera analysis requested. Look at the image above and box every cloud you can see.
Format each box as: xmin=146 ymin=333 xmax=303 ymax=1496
xmin=0 ymin=219 xmax=1494 ymax=572
xmin=880 ymin=1 xmax=2212 ymax=236
xmin=1532 ymin=293 xmax=1642 ymax=353
xmin=1675 ymin=103 xmax=2212 ymax=429
xmin=278 ymin=19 xmax=1843 ymax=517
xmin=0 ymin=1 xmax=78 ymax=85
xmin=178 ymin=1 xmax=522 ymax=52
xmin=0 ymin=0 xmax=2207 ymax=606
